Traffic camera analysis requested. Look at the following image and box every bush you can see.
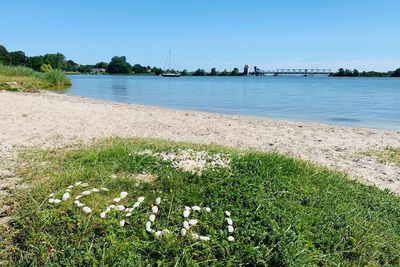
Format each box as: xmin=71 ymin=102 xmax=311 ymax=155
xmin=44 ymin=69 xmax=71 ymax=87
xmin=0 ymin=82 xmax=14 ymax=91
xmin=40 ymin=63 xmax=52 ymax=73
xmin=0 ymin=64 xmax=71 ymax=90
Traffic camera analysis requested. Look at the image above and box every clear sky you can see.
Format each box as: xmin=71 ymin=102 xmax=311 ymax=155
xmin=1 ymin=0 xmax=399 ymax=71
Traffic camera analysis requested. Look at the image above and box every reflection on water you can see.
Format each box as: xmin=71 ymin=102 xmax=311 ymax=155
xmin=329 ymin=118 xmax=362 ymax=123
xmin=111 ymin=80 xmax=128 ymax=98
xmin=64 ymin=75 xmax=400 ymax=131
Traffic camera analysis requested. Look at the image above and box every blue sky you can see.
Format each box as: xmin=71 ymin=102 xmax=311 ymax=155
xmin=1 ymin=0 xmax=399 ymax=71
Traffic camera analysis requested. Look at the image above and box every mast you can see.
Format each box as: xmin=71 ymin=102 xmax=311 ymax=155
xmin=168 ymin=49 xmax=171 ymax=71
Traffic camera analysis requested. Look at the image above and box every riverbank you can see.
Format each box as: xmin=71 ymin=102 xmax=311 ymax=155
xmin=0 ymin=64 xmax=71 ymax=91
xmin=1 ymin=90 xmax=400 ymax=194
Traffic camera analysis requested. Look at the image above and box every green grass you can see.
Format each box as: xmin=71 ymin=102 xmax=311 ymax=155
xmin=362 ymin=147 xmax=400 ymax=166
xmin=0 ymin=64 xmax=71 ymax=91
xmin=2 ymin=138 xmax=400 ymax=266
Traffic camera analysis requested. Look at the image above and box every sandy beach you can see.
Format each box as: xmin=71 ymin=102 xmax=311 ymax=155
xmin=1 ymin=90 xmax=400 ymax=195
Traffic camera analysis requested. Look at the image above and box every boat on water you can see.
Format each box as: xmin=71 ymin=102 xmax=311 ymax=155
xmin=162 ymin=50 xmax=181 ymax=77
xmin=162 ymin=73 xmax=180 ymax=77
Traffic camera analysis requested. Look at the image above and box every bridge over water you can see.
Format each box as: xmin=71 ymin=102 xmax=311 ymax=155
xmin=253 ymin=68 xmax=332 ymax=76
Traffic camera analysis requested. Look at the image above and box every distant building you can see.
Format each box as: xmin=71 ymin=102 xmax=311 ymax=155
xmin=243 ymin=65 xmax=250 ymax=76
xmin=91 ymin=68 xmax=106 ymax=74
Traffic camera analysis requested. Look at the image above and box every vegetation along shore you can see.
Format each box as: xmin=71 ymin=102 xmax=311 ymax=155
xmin=0 ymin=64 xmax=71 ymax=92
xmin=1 ymin=44 xmax=399 ymax=77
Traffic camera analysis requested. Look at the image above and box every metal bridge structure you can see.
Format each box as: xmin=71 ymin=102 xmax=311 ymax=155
xmin=252 ymin=67 xmax=332 ymax=76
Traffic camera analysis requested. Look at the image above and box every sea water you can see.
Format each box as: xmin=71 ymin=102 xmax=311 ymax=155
xmin=64 ymin=75 xmax=400 ymax=131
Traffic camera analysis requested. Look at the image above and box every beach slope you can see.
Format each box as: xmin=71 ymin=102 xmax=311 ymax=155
xmin=1 ymin=91 xmax=400 ymax=194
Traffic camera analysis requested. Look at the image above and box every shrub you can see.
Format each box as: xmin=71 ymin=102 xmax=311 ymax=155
xmin=0 ymin=82 xmax=14 ymax=91
xmin=44 ymin=69 xmax=71 ymax=87
xmin=40 ymin=63 xmax=52 ymax=73
xmin=0 ymin=64 xmax=71 ymax=90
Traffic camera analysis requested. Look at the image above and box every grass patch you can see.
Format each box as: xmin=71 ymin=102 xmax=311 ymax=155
xmin=0 ymin=64 xmax=71 ymax=91
xmin=362 ymin=147 xmax=400 ymax=166
xmin=2 ymin=138 xmax=400 ymax=266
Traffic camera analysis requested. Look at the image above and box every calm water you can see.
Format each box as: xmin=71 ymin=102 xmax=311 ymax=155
xmin=64 ymin=75 xmax=400 ymax=130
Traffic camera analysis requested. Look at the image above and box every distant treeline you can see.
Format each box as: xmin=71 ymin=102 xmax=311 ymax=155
xmin=0 ymin=45 xmax=162 ymax=75
xmin=0 ymin=45 xmax=244 ymax=76
xmin=1 ymin=44 xmax=399 ymax=77
xmin=182 ymin=67 xmax=244 ymax=76
xmin=332 ymin=68 xmax=400 ymax=77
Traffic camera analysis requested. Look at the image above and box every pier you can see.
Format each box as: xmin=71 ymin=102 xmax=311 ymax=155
xmin=252 ymin=67 xmax=332 ymax=76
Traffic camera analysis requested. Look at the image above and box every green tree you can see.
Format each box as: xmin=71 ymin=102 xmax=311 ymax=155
xmin=181 ymin=69 xmax=188 ymax=76
xmin=77 ymin=65 xmax=93 ymax=73
xmin=28 ymin=56 xmax=45 ymax=71
xmin=9 ymin=51 xmax=28 ymax=66
xmin=65 ymin=60 xmax=79 ymax=72
xmin=40 ymin=63 xmax=53 ymax=73
xmin=210 ymin=68 xmax=217 ymax=76
xmin=94 ymin=62 xmax=108 ymax=69
xmin=132 ymin=64 xmax=146 ymax=74
xmin=43 ymin=53 xmax=66 ymax=69
xmin=353 ymin=69 xmax=359 ymax=77
xmin=193 ymin=69 xmax=206 ymax=76
xmin=336 ymin=68 xmax=345 ymax=76
xmin=107 ymin=56 xmax=132 ymax=74
xmin=392 ymin=68 xmax=400 ymax=77
xmin=231 ymin=67 xmax=240 ymax=76
xmin=0 ymin=45 xmax=11 ymax=65
xmin=152 ymin=67 xmax=163 ymax=75
xmin=219 ymin=69 xmax=229 ymax=76
xmin=344 ymin=69 xmax=353 ymax=76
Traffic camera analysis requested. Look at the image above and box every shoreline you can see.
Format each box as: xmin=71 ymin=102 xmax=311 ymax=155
xmin=1 ymin=90 xmax=400 ymax=194
xmin=62 ymin=90 xmax=400 ymax=132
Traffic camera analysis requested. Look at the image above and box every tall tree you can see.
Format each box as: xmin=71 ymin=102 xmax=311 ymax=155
xmin=107 ymin=56 xmax=132 ymax=74
xmin=10 ymin=51 xmax=28 ymax=66
xmin=43 ymin=53 xmax=66 ymax=69
xmin=210 ymin=68 xmax=217 ymax=76
xmin=344 ymin=69 xmax=353 ymax=76
xmin=231 ymin=67 xmax=240 ymax=76
xmin=94 ymin=62 xmax=108 ymax=69
xmin=65 ymin=60 xmax=79 ymax=72
xmin=77 ymin=65 xmax=93 ymax=73
xmin=219 ymin=69 xmax=229 ymax=76
xmin=392 ymin=68 xmax=400 ymax=77
xmin=153 ymin=67 xmax=163 ymax=75
xmin=28 ymin=56 xmax=45 ymax=71
xmin=132 ymin=64 xmax=146 ymax=74
xmin=0 ymin=45 xmax=11 ymax=65
xmin=336 ymin=68 xmax=345 ymax=76
xmin=193 ymin=69 xmax=206 ymax=76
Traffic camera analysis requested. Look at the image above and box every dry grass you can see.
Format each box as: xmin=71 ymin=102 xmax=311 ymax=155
xmin=0 ymin=75 xmax=43 ymax=92
xmin=363 ymin=147 xmax=400 ymax=166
